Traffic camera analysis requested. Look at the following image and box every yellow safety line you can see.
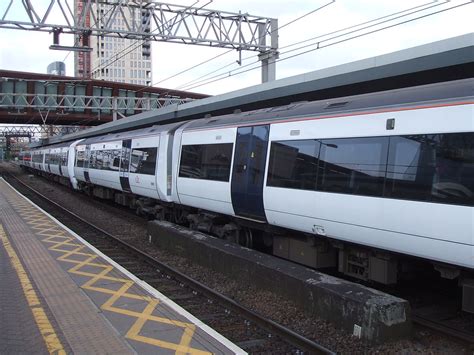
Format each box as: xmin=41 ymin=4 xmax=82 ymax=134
xmin=7 ymin=195 xmax=213 ymax=354
xmin=0 ymin=225 xmax=66 ymax=355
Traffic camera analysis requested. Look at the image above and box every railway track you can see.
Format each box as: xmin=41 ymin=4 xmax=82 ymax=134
xmin=4 ymin=165 xmax=474 ymax=349
xmin=411 ymin=311 xmax=474 ymax=344
xmin=3 ymin=171 xmax=334 ymax=354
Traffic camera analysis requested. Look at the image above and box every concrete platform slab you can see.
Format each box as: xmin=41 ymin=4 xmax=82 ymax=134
xmin=148 ymin=220 xmax=412 ymax=343
xmin=0 ymin=178 xmax=245 ymax=354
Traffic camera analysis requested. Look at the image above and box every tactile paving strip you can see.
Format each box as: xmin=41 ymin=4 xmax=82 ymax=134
xmin=0 ymin=179 xmax=241 ymax=354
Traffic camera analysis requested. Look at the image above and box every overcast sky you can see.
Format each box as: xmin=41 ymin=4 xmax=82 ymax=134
xmin=0 ymin=0 xmax=472 ymax=96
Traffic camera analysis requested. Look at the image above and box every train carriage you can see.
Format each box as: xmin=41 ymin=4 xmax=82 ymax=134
xmin=73 ymin=123 xmax=187 ymax=202
xmin=44 ymin=143 xmax=70 ymax=178
xmin=21 ymin=78 xmax=474 ymax=311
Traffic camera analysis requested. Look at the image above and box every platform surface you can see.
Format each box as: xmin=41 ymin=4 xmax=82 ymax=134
xmin=0 ymin=178 xmax=244 ymax=354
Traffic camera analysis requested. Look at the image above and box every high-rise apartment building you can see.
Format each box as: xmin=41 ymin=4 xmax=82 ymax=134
xmin=74 ymin=1 xmax=152 ymax=86
xmin=47 ymin=61 xmax=66 ymax=76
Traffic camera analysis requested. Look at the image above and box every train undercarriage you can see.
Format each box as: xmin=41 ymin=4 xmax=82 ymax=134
xmin=32 ymin=170 xmax=474 ymax=314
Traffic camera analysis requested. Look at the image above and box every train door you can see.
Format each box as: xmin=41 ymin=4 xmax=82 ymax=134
xmin=58 ymin=150 xmax=63 ymax=176
xmin=119 ymin=139 xmax=132 ymax=192
xmin=47 ymin=150 xmax=52 ymax=173
xmin=83 ymin=145 xmax=91 ymax=182
xmin=231 ymin=125 xmax=270 ymax=221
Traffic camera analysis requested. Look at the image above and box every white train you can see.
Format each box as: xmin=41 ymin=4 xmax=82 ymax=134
xmin=20 ymin=78 xmax=474 ymax=311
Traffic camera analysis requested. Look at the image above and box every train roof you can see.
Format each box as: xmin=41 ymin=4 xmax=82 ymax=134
xmin=78 ymin=121 xmax=186 ymax=145
xmin=182 ymin=78 xmax=473 ymax=131
xmin=43 ymin=33 xmax=473 ymax=145
xmin=30 ymin=78 xmax=473 ymax=149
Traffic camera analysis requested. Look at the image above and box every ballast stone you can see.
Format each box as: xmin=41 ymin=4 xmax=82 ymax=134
xmin=148 ymin=220 xmax=411 ymax=343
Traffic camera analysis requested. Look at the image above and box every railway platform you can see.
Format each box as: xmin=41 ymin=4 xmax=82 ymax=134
xmin=0 ymin=177 xmax=244 ymax=354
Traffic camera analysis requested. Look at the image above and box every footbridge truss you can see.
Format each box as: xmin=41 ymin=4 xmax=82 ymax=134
xmin=0 ymin=70 xmax=208 ymax=126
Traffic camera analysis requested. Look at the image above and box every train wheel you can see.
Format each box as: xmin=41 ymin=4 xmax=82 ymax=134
xmin=238 ymin=227 xmax=253 ymax=248
xmin=172 ymin=208 xmax=187 ymax=225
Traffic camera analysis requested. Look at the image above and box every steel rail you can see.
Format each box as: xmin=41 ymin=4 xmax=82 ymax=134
xmin=412 ymin=314 xmax=474 ymax=345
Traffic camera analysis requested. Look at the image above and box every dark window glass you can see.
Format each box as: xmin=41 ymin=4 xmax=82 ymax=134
xmin=318 ymin=137 xmax=388 ymax=197
xmin=83 ymin=146 xmax=90 ymax=169
xmin=386 ymin=133 xmax=474 ymax=205
xmin=130 ymin=147 xmax=157 ymax=175
xmin=75 ymin=150 xmax=85 ymax=167
xmin=179 ymin=143 xmax=233 ymax=181
xmin=89 ymin=150 xmax=97 ymax=169
xmin=94 ymin=150 xmax=104 ymax=170
xmin=267 ymin=140 xmax=320 ymax=190
xmin=120 ymin=146 xmax=131 ymax=172
xmin=32 ymin=153 xmax=43 ymax=163
xmin=61 ymin=151 xmax=68 ymax=166
xmin=111 ymin=149 xmax=121 ymax=170
xmin=385 ymin=135 xmax=434 ymax=201
xmin=49 ymin=153 xmax=59 ymax=165
xmin=87 ymin=149 xmax=121 ymax=171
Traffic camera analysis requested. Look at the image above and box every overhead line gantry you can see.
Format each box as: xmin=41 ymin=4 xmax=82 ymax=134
xmin=0 ymin=0 xmax=279 ymax=82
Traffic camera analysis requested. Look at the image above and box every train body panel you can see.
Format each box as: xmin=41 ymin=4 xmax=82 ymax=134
xmin=74 ymin=144 xmax=88 ymax=184
xmin=60 ymin=147 xmax=69 ymax=178
xmin=68 ymin=139 xmax=82 ymax=189
xmin=21 ymin=79 xmax=474 ymax=275
xmin=128 ymin=136 xmax=160 ymax=200
xmin=263 ymin=101 xmax=474 ymax=269
xmin=265 ymin=189 xmax=473 ymax=268
xmin=78 ymin=140 xmax=123 ymax=190
xmin=156 ymin=131 xmax=174 ymax=202
xmin=45 ymin=146 xmax=69 ymax=178
xmin=176 ymin=126 xmax=237 ymax=216
xmin=39 ymin=149 xmax=47 ymax=172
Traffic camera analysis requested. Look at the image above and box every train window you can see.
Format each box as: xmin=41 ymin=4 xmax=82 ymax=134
xmin=267 ymin=140 xmax=320 ymax=190
xmin=385 ymin=135 xmax=434 ymax=201
xmin=386 ymin=133 xmax=474 ymax=205
xmin=32 ymin=153 xmax=42 ymax=163
xmin=75 ymin=150 xmax=85 ymax=167
xmin=89 ymin=149 xmax=121 ymax=171
xmin=130 ymin=147 xmax=157 ymax=175
xmin=179 ymin=143 xmax=233 ymax=181
xmin=318 ymin=137 xmax=389 ymax=197
xmin=61 ymin=151 xmax=68 ymax=166
xmin=48 ymin=153 xmax=58 ymax=165
xmin=89 ymin=150 xmax=98 ymax=169
xmin=431 ymin=133 xmax=474 ymax=206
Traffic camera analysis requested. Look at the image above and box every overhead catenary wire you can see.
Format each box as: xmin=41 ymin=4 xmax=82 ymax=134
xmin=153 ymin=49 xmax=234 ymax=86
xmin=175 ymin=0 xmax=441 ymax=90
xmin=279 ymin=0 xmax=441 ymax=51
xmin=180 ymin=1 xmax=472 ymax=92
xmin=158 ymin=0 xmax=336 ymax=90
xmin=149 ymin=1 xmax=336 ymax=92
xmin=136 ymin=1 xmax=337 ymax=96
